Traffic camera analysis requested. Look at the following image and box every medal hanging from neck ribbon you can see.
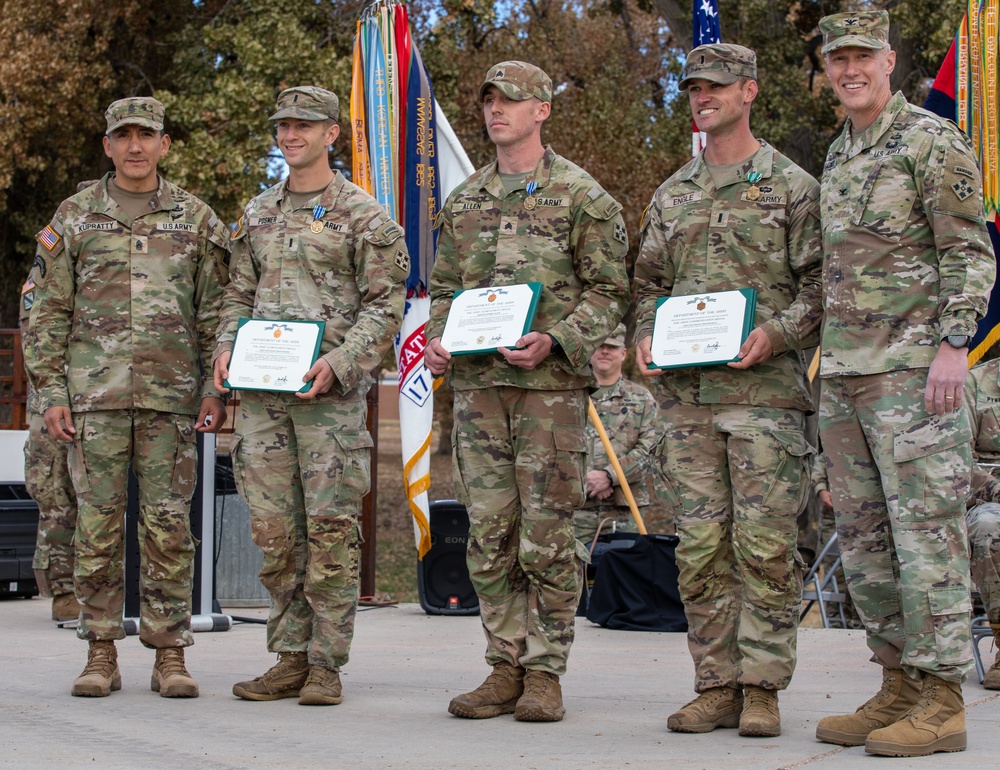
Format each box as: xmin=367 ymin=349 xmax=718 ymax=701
xmin=524 ymin=180 xmax=538 ymax=211
xmin=310 ymin=205 xmax=326 ymax=234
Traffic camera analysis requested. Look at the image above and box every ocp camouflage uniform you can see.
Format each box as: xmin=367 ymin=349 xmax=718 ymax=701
xmin=809 ymin=452 xmax=862 ymax=628
xmin=22 ymin=173 xmax=229 ymax=648
xmin=573 ymin=376 xmax=661 ymax=542
xmin=818 ymin=91 xmax=995 ymax=682
xmin=19 ymin=268 xmax=76 ymax=601
xmin=962 ymin=358 xmax=1000 ymax=627
xmin=217 ymin=173 xmax=407 ymax=671
xmin=427 ymin=146 xmax=630 ymax=676
xmin=633 ymin=140 xmax=823 ymax=693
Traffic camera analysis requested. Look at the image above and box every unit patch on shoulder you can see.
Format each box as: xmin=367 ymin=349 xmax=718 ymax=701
xmin=395 ymin=249 xmax=410 ymax=273
xmin=613 ymin=221 xmax=627 ymax=244
xmin=952 ymin=177 xmax=975 ymax=201
xmin=22 ymin=290 xmax=34 ymax=312
xmin=33 ymin=254 xmax=47 ymax=279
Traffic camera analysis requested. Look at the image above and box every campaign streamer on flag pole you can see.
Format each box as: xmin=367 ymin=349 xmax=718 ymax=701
xmin=352 ymin=0 xmax=474 ymax=558
xmin=691 ymin=0 xmax=721 ymax=155
xmin=924 ymin=1 xmax=1000 ymax=365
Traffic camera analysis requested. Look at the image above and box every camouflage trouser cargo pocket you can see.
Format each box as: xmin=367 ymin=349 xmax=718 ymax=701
xmin=543 ymin=425 xmax=588 ymax=512
xmin=169 ymin=416 xmax=197 ymax=495
xmin=928 ymin=585 xmax=973 ymax=666
xmin=760 ymin=429 xmax=813 ymax=523
xmin=69 ymin=414 xmax=92 ymax=494
xmin=333 ymin=432 xmax=373 ymax=503
xmin=894 ymin=410 xmax=971 ymax=522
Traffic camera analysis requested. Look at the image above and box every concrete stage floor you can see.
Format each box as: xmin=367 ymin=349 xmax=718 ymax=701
xmin=2 ymin=599 xmax=998 ymax=769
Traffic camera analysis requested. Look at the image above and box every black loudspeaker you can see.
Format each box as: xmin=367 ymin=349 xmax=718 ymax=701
xmin=0 ymin=483 xmax=40 ymax=598
xmin=417 ymin=499 xmax=479 ymax=616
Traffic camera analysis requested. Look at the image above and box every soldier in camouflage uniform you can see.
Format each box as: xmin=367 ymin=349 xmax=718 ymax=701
xmin=21 ymin=288 xmax=76 ymax=622
xmin=961 ymin=358 xmax=1000 ymax=690
xmin=813 ymin=11 xmax=996 ymax=757
xmin=214 ymin=87 xmax=407 ymax=707
xmin=633 ymin=44 xmax=823 ymax=738
xmin=425 ymin=61 xmax=629 ymax=722
xmin=22 ymin=97 xmax=229 ymax=699
xmin=573 ymin=323 xmax=661 ymax=542
xmin=21 ymin=180 xmax=99 ymax=624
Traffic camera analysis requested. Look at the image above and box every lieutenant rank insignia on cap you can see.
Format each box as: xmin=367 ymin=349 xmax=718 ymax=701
xmin=37 ymin=225 xmax=61 ymax=250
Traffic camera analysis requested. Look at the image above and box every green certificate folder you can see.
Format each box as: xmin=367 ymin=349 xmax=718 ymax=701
xmin=441 ymin=282 xmax=543 ymax=356
xmin=224 ymin=318 xmax=326 ymax=393
xmin=649 ymin=288 xmax=757 ymax=369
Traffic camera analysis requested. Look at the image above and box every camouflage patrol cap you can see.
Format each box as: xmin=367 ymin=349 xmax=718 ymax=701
xmin=269 ymin=86 xmax=340 ymax=122
xmin=105 ymin=97 xmax=165 ymax=134
xmin=604 ymin=323 xmax=627 ymax=348
xmin=479 ymin=61 xmax=553 ymax=103
xmin=680 ymin=44 xmax=757 ymax=90
xmin=819 ymin=11 xmax=890 ymax=55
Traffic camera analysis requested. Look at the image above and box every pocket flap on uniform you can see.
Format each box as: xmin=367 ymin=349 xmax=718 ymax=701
xmin=771 ymin=430 xmax=812 ymax=458
xmin=893 ymin=411 xmax=968 ymax=463
xmin=335 ymin=432 xmax=375 ymax=451
xmin=927 ymin=585 xmax=972 ymax=616
xmin=553 ymin=425 xmax=587 ymax=453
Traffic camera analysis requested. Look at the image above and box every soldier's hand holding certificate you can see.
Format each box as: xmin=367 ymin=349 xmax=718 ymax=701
xmin=441 ymin=283 xmax=542 ymax=355
xmin=224 ymin=318 xmax=325 ymax=393
xmin=649 ymin=289 xmax=757 ymax=369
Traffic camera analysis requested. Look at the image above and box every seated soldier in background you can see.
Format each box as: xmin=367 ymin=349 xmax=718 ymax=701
xmin=573 ymin=324 xmax=662 ymax=543
xmin=962 ymin=356 xmax=1000 ymax=690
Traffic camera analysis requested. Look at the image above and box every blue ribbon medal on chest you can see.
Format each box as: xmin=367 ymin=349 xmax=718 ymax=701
xmin=524 ymin=181 xmax=538 ymax=211
xmin=310 ymin=205 xmax=326 ymax=234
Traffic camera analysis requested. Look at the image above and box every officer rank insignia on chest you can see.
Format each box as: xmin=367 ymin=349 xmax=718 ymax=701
xmin=613 ymin=222 xmax=627 ymax=244
xmin=952 ymin=177 xmax=975 ymax=201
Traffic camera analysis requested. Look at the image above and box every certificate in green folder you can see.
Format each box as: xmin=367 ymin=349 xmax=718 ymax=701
xmin=224 ymin=318 xmax=326 ymax=393
xmin=649 ymin=289 xmax=757 ymax=369
xmin=441 ymin=282 xmax=543 ymax=356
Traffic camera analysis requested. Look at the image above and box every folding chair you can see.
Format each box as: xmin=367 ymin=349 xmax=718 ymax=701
xmin=971 ymin=615 xmax=995 ymax=684
xmin=800 ymin=532 xmax=849 ymax=628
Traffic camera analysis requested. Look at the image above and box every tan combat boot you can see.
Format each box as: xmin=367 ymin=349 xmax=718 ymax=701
xmin=233 ymin=651 xmax=310 ymax=701
xmin=298 ymin=665 xmax=343 ymax=705
xmin=514 ymin=670 xmax=565 ymax=722
xmin=151 ymin=648 xmax=199 ymax=698
xmin=739 ymin=685 xmax=780 ymax=737
xmin=815 ymin=667 xmax=921 ymax=746
xmin=51 ymin=594 xmax=79 ymax=622
xmin=667 ymin=686 xmax=743 ymax=733
xmin=983 ymin=624 xmax=1000 ymax=690
xmin=448 ymin=661 xmax=525 ymax=719
xmin=72 ymin=640 xmax=121 ymax=697
xmin=865 ymin=674 xmax=966 ymax=756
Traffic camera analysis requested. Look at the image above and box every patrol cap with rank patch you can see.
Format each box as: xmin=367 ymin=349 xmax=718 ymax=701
xmin=269 ymin=86 xmax=340 ymax=122
xmin=604 ymin=323 xmax=627 ymax=348
xmin=105 ymin=97 xmax=166 ymax=134
xmin=479 ymin=61 xmax=553 ymax=104
xmin=819 ymin=10 xmax=890 ymax=55
xmin=680 ymin=44 xmax=757 ymax=90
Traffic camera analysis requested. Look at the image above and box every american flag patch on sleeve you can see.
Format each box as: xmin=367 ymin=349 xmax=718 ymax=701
xmin=37 ymin=225 xmax=61 ymax=250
